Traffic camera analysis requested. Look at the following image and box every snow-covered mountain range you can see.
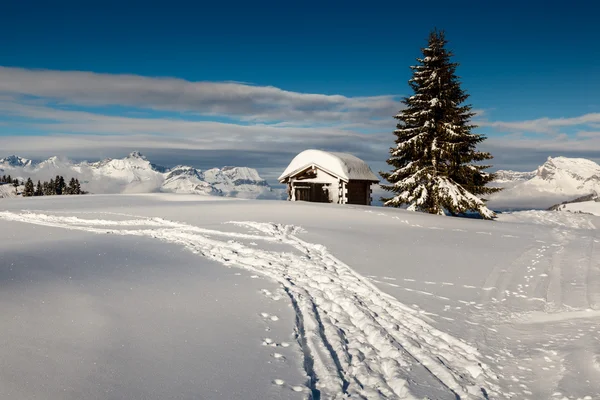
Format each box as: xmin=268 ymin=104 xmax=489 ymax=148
xmin=4 ymin=153 xmax=599 ymax=208
xmin=0 ymin=155 xmax=34 ymax=169
xmin=0 ymin=152 xmax=284 ymax=199
xmin=489 ymin=156 xmax=600 ymax=210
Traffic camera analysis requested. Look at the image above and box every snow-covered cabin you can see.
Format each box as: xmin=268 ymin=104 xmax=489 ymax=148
xmin=278 ymin=150 xmax=380 ymax=205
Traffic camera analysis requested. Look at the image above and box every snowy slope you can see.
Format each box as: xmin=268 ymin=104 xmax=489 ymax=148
xmin=204 ymin=166 xmax=275 ymax=199
xmin=161 ymin=165 xmax=222 ymax=196
xmin=0 ymin=152 xmax=283 ymax=199
xmin=558 ymin=199 xmax=600 ymax=216
xmin=0 ymin=183 xmax=18 ymax=198
xmin=490 ymin=156 xmax=600 ymax=210
xmin=1 ymin=194 xmax=599 ymax=399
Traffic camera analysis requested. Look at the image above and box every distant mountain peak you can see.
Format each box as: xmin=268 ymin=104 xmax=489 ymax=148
xmin=0 ymin=155 xmax=33 ymax=168
xmin=490 ymin=156 xmax=600 ymax=210
xmin=128 ymin=151 xmax=146 ymax=160
xmin=535 ymin=156 xmax=600 ymax=182
xmin=0 ymin=152 xmax=284 ymax=200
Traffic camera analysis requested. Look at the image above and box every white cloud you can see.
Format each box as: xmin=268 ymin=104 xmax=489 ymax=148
xmin=0 ymin=67 xmax=402 ymax=124
xmin=576 ymin=131 xmax=600 ymax=139
xmin=480 ymin=113 xmax=600 ymax=134
xmin=2 ymin=66 xmax=600 ymax=176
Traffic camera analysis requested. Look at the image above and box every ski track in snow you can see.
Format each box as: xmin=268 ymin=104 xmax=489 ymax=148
xmin=0 ymin=210 xmax=500 ymax=400
xmin=362 ymin=207 xmax=600 ymax=399
xmin=472 ymin=224 xmax=600 ymax=399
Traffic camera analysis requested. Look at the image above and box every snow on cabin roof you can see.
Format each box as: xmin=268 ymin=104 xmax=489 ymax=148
xmin=278 ymin=149 xmax=380 ymax=183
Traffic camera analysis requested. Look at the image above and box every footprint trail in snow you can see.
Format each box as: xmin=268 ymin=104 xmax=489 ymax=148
xmin=0 ymin=211 xmax=501 ymax=399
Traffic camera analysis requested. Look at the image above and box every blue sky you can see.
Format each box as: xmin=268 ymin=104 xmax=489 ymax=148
xmin=1 ymin=0 xmax=599 ymax=180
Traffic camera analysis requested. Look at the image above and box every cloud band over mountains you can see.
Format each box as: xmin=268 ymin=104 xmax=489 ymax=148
xmin=0 ymin=66 xmax=598 ymax=174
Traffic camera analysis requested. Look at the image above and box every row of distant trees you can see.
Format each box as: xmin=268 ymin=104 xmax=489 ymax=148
xmin=0 ymin=174 xmax=86 ymax=197
xmin=0 ymin=175 xmax=18 ymax=185
xmin=23 ymin=176 xmax=86 ymax=197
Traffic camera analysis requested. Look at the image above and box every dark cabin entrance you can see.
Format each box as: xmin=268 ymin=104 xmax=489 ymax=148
xmin=294 ymin=183 xmax=330 ymax=203
xmin=346 ymin=181 xmax=369 ymax=205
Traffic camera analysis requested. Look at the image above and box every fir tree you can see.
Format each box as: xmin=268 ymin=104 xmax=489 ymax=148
xmin=35 ymin=180 xmax=43 ymax=196
xmin=13 ymin=179 xmax=19 ymax=195
xmin=67 ymin=177 xmax=77 ymax=195
xmin=54 ymin=175 xmax=62 ymax=195
xmin=380 ymin=29 xmax=500 ymax=219
xmin=7 ymin=175 xmax=12 ymax=184
xmin=48 ymin=178 xmax=55 ymax=195
xmin=75 ymin=179 xmax=82 ymax=195
xmin=59 ymin=176 xmax=66 ymax=194
xmin=24 ymin=178 xmax=35 ymax=197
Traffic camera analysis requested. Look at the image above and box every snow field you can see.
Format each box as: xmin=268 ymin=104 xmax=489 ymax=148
xmin=0 ymin=210 xmax=500 ymax=399
xmin=2 ymin=195 xmax=600 ymax=399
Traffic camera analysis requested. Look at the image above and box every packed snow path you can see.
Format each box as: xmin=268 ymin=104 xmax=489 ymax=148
xmin=0 ymin=210 xmax=499 ymax=399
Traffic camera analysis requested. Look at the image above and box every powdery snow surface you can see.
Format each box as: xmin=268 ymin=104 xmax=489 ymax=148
xmin=1 ymin=195 xmax=600 ymax=399
xmin=279 ymin=149 xmax=380 ymax=182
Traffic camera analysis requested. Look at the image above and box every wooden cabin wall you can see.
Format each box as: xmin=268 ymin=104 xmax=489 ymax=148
xmin=285 ymin=167 xmax=375 ymax=206
xmin=293 ymin=183 xmax=331 ymax=203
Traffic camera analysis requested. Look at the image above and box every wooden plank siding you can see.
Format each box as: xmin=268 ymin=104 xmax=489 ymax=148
xmin=346 ymin=181 xmax=370 ymax=205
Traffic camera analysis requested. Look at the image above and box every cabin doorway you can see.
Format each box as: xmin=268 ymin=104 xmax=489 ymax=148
xmin=346 ymin=181 xmax=369 ymax=205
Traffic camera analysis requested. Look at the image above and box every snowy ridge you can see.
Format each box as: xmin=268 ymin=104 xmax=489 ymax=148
xmin=35 ymin=156 xmax=77 ymax=171
xmin=530 ymin=156 xmax=600 ymax=194
xmin=161 ymin=166 xmax=221 ymax=196
xmin=203 ymin=166 xmax=272 ymax=199
xmin=0 ymin=155 xmax=33 ymax=169
xmin=490 ymin=156 xmax=600 ymax=210
xmin=492 ymin=170 xmax=536 ymax=185
xmin=494 ymin=156 xmax=600 ymax=194
xmin=0 ymin=210 xmax=500 ymax=399
xmin=0 ymin=152 xmax=282 ymax=199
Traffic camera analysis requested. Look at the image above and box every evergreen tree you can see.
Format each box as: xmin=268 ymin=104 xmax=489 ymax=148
xmin=1 ymin=175 xmax=5 ymax=183
xmin=59 ymin=176 xmax=66 ymax=194
xmin=48 ymin=178 xmax=55 ymax=195
xmin=54 ymin=175 xmax=62 ymax=195
xmin=13 ymin=179 xmax=19 ymax=195
xmin=67 ymin=177 xmax=77 ymax=195
xmin=23 ymin=178 xmax=35 ymax=197
xmin=7 ymin=175 xmax=12 ymax=184
xmin=35 ymin=180 xmax=43 ymax=196
xmin=380 ymin=29 xmax=500 ymax=219
xmin=75 ymin=179 xmax=82 ymax=195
